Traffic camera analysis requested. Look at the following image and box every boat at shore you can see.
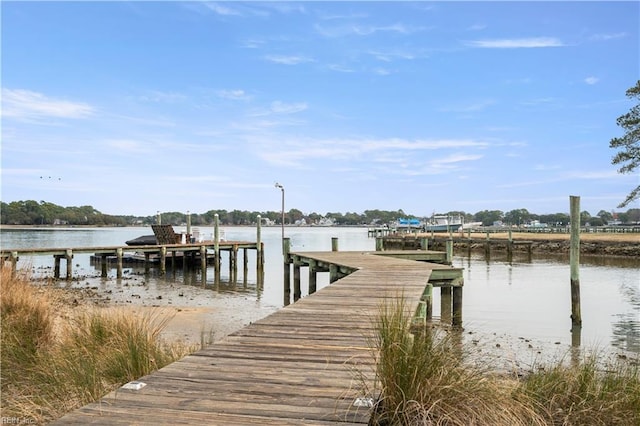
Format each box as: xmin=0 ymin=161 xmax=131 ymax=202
xmin=424 ymin=214 xmax=463 ymax=232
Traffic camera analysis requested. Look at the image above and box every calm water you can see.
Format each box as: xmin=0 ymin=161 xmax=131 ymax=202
xmin=1 ymin=226 xmax=638 ymax=354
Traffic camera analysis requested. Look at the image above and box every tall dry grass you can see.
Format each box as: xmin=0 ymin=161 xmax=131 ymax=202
xmin=0 ymin=268 xmax=195 ymax=423
xmin=366 ymin=296 xmax=639 ymax=426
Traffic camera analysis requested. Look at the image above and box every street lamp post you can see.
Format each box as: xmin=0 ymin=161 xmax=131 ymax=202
xmin=275 ymin=182 xmax=285 ymax=251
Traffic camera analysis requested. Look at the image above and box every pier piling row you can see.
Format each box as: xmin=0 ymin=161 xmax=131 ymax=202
xmin=0 ymin=241 xmax=264 ymax=282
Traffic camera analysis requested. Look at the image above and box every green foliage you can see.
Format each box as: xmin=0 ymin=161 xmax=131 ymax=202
xmin=610 ymin=80 xmax=640 ymax=207
xmin=2 ymin=200 xmax=639 ymax=227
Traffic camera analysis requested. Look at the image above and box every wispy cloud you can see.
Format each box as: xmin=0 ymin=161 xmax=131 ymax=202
xmin=264 ymin=54 xmax=314 ymax=65
xmin=204 ymin=2 xmax=243 ymax=16
xmin=217 ymin=89 xmax=251 ymax=101
xmin=466 ymin=37 xmax=564 ymax=48
xmin=2 ymin=88 xmax=94 ymax=120
xmin=590 ymin=32 xmax=627 ymax=41
xmin=314 ymin=23 xmax=424 ymax=38
xmin=439 ymin=99 xmax=496 ymax=113
xmin=137 ymin=90 xmax=186 ymax=103
xmin=367 ymin=49 xmax=419 ymax=62
xmin=584 ymin=76 xmax=599 ymax=85
xmin=270 ymin=101 xmax=308 ymax=114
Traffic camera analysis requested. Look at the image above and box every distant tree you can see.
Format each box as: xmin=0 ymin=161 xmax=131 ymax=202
xmin=473 ymin=210 xmax=504 ymax=226
xmin=597 ymin=210 xmax=613 ymax=225
xmin=504 ymin=208 xmax=531 ymax=226
xmin=610 ymin=80 xmax=640 ymax=207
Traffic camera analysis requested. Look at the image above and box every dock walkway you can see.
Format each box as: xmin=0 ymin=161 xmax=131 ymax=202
xmin=53 ymin=250 xmax=460 ymax=425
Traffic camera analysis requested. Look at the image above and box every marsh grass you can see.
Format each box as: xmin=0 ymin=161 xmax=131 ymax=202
xmin=0 ymin=269 xmax=195 ymax=423
xmin=366 ymin=296 xmax=639 ymax=426
xmin=520 ymin=352 xmax=640 ymax=425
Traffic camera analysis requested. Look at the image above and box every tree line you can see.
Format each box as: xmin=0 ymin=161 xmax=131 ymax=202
xmin=1 ymin=200 xmax=639 ymax=227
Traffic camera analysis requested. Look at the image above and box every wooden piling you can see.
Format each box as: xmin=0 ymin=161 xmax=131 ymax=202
xmin=116 ymin=248 xmax=123 ymax=279
xmin=446 ymin=239 xmax=453 ymax=264
xmin=570 ymin=195 xmax=582 ymax=327
xmin=283 ymin=237 xmax=291 ymax=306
xmin=159 ymin=246 xmax=166 ymax=275
xmin=308 ymin=259 xmax=317 ymax=294
xmin=440 ymin=286 xmax=452 ymax=322
xmin=293 ymin=259 xmax=301 ymax=301
xmin=452 ymin=286 xmax=463 ymax=327
xmin=331 ymin=237 xmax=339 ymax=252
xmin=65 ymin=249 xmax=73 ymax=280
xmin=101 ymin=254 xmax=108 ymax=277
xmin=200 ymin=245 xmax=207 ymax=279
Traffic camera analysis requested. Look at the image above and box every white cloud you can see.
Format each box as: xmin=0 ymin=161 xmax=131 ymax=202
xmin=205 ymin=2 xmax=242 ymax=16
xmin=314 ymin=23 xmax=424 ymax=38
xmin=466 ymin=37 xmax=564 ymax=48
xmin=2 ymin=88 xmax=94 ymax=120
xmin=270 ymin=101 xmax=308 ymax=114
xmin=584 ymin=76 xmax=599 ymax=85
xmin=590 ymin=32 xmax=627 ymax=41
xmin=264 ymin=55 xmax=314 ymax=65
xmin=217 ymin=89 xmax=251 ymax=101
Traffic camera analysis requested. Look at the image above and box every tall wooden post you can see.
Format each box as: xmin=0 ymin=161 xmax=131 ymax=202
xmin=446 ymin=239 xmax=453 ymax=264
xmin=214 ymin=214 xmax=221 ymax=274
xmin=375 ymin=237 xmax=383 ymax=251
xmin=116 ymin=247 xmax=123 ymax=279
xmin=331 ymin=237 xmax=339 ymax=252
xmin=256 ymin=215 xmax=263 ymax=269
xmin=101 ymin=254 xmax=108 ymax=277
xmin=293 ymin=257 xmax=301 ymax=302
xmin=570 ymin=195 xmax=582 ymax=327
xmin=283 ymin=237 xmax=291 ymax=306
xmin=160 ymin=246 xmax=166 ymax=275
xmin=65 ymin=249 xmax=73 ymax=280
xmin=308 ymin=259 xmax=317 ymax=294
xmin=452 ymin=286 xmax=463 ymax=327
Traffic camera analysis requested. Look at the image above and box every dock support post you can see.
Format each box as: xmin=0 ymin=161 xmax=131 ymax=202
xmin=160 ymin=246 xmax=166 ymax=275
xmin=231 ymin=245 xmax=238 ymax=283
xmin=54 ymin=255 xmax=61 ymax=279
xmin=308 ymin=259 xmax=317 ymax=294
xmin=507 ymin=229 xmax=513 ymax=259
xmin=446 ymin=239 xmax=453 ymax=264
xmin=570 ymin=195 xmax=582 ymax=328
xmin=10 ymin=252 xmax=18 ymax=278
xmin=144 ymin=252 xmax=151 ymax=275
xmin=116 ymin=248 xmax=123 ymax=279
xmin=65 ymin=249 xmax=73 ymax=280
xmin=331 ymin=237 xmax=339 ymax=252
xmin=422 ymin=283 xmax=433 ymax=320
xmin=243 ymin=247 xmax=248 ymax=285
xmin=200 ymin=245 xmax=207 ymax=280
xmin=484 ymin=232 xmax=491 ymax=258
xmin=420 ymin=237 xmax=428 ymax=250
xmin=101 ymin=254 xmax=108 ymax=277
xmin=440 ymin=287 xmax=452 ymax=323
xmin=452 ymin=287 xmax=463 ymax=327
xmin=283 ymin=237 xmax=291 ymax=306
xmin=293 ymin=258 xmax=301 ymax=302
xmin=258 ymin=242 xmax=264 ymax=290
xmin=256 ymin=215 xmax=263 ymax=274
xmin=329 ymin=264 xmax=339 ymax=283
xmin=214 ymin=214 xmax=221 ymax=276
xmin=375 ymin=237 xmax=383 ymax=251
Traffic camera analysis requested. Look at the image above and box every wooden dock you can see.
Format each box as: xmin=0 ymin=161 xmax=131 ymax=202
xmin=52 ymin=250 xmax=463 ymax=425
xmin=0 ymin=240 xmax=263 ymax=281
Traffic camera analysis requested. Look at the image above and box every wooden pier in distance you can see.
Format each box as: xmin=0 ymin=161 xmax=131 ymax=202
xmin=52 ymin=243 xmax=462 ymax=425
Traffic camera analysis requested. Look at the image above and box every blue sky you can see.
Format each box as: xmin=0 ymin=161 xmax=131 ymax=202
xmin=2 ymin=1 xmax=638 ymax=217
